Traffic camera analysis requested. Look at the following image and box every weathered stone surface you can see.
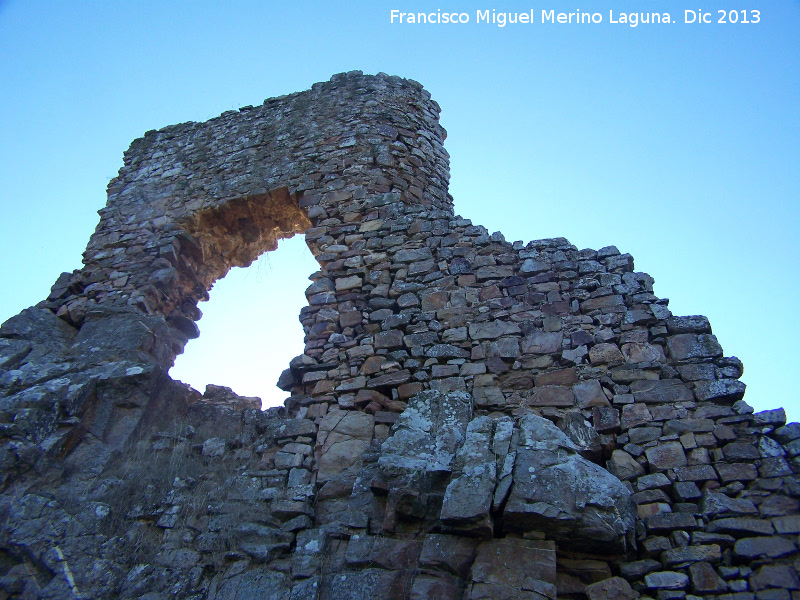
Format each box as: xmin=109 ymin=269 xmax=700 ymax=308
xmin=607 ymin=449 xmax=645 ymax=480
xmin=733 ymin=536 xmax=796 ymax=559
xmin=759 ymin=494 xmax=799 ymax=516
xmin=589 ymin=343 xmax=625 ymax=365
xmin=316 ymin=409 xmax=374 ymax=481
xmin=694 ymin=379 xmax=746 ymax=402
xmin=440 ymin=416 xmax=496 ymax=534
xmin=645 ymin=512 xmax=699 ymax=532
xmin=667 ymin=333 xmax=723 ymax=361
xmin=675 ymin=464 xmax=719 ymax=482
xmin=621 ymin=403 xmax=653 ymax=430
xmin=593 ymin=405 xmax=620 ymax=432
xmin=419 ymin=533 xmax=478 ymax=578
xmin=521 ymin=331 xmax=562 ymax=354
xmin=581 ymin=294 xmax=624 ymax=312
xmin=269 ymin=418 xmax=318 ymax=441
xmin=573 ymin=379 xmax=609 ymax=408
xmin=520 ymin=258 xmax=549 ymax=274
xmin=774 ymin=422 xmax=800 ymax=444
xmin=585 ymin=576 xmax=639 ymax=600
xmin=637 ymin=472 xmax=672 ymax=490
xmin=708 ymin=518 xmax=775 ymax=536
xmin=535 ymin=368 xmax=578 ymax=387
xmin=561 ymin=412 xmax=602 ymax=459
xmin=367 ymin=370 xmax=411 ymax=388
xmin=667 ymin=315 xmax=712 ymax=334
xmin=378 ymin=390 xmax=472 ymax=477
xmin=620 ymin=559 xmax=662 ymax=580
xmin=622 ymin=342 xmax=665 ymax=364
xmin=772 ymin=515 xmax=800 ymax=534
xmin=470 ymin=321 xmax=522 ymax=340
xmin=375 ymin=329 xmax=404 ymax=349
xmin=325 ymin=569 xmax=406 ymax=600
xmin=645 ymin=571 xmax=690 ymax=590
xmin=345 ymin=535 xmax=422 ymax=570
xmin=662 ymin=544 xmax=721 ymax=567
xmin=716 ymin=462 xmax=758 ymax=482
xmin=410 ymin=574 xmax=462 ymax=600
xmin=335 ymin=275 xmax=362 ymax=291
xmin=646 ymin=441 xmax=688 ymax=470
xmin=473 ymin=385 xmax=506 ymax=408
xmin=689 ymin=561 xmax=728 ymax=593
xmin=395 ymin=247 xmax=433 ymax=263
xmin=751 ymin=407 xmax=787 ymax=427
xmin=471 ymin=538 xmax=557 ymax=593
xmin=213 ymin=569 xmax=289 ymax=600
xmin=528 ymin=385 xmax=575 ymax=407
xmin=750 ymin=564 xmax=800 ymax=591
xmin=630 ymin=379 xmax=694 ymax=404
xmin=504 ymin=415 xmax=636 ymax=551
xmin=556 ymin=557 xmax=612 ymax=593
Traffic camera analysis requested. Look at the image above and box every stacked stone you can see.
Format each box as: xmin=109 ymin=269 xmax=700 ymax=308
xmin=0 ymin=72 xmax=798 ymax=599
xmin=41 ymin=71 xmax=450 ymax=364
xmin=616 ymin=405 xmax=800 ymax=599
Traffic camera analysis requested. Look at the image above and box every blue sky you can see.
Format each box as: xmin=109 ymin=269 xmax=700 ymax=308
xmin=1 ymin=1 xmax=798 ymax=419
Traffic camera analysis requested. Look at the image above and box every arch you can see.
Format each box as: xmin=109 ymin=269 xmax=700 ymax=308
xmin=48 ymin=71 xmax=450 ymax=369
xmin=169 ymin=232 xmax=318 ymax=408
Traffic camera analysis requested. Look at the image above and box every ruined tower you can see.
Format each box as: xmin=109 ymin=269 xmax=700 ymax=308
xmin=0 ymin=72 xmax=797 ymax=600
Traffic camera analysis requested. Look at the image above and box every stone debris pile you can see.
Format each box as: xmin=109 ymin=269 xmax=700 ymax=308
xmin=0 ymin=71 xmax=797 ymax=599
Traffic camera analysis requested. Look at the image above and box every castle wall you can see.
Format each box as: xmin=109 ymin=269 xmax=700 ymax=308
xmin=0 ymin=72 xmax=797 ymax=600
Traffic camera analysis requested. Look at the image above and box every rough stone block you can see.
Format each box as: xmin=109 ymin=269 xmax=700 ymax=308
xmin=607 ymin=449 xmax=645 ymax=481
xmin=345 ymin=535 xmax=422 ymax=570
xmin=326 ymin=569 xmax=406 ymax=600
xmin=667 ymin=333 xmax=723 ymax=361
xmin=469 ymin=321 xmax=522 ymax=341
xmin=521 ymin=331 xmax=562 ymax=354
xmin=622 ymin=403 xmax=654 ymax=430
xmin=471 ymin=538 xmax=557 ymax=590
xmin=528 ymin=386 xmax=575 ymax=407
xmin=504 ymin=414 xmax=636 ymax=552
xmin=689 ymin=561 xmax=728 ymax=593
xmin=645 ymin=512 xmax=699 ymax=532
xmin=535 ymin=368 xmax=578 ymax=387
xmin=589 ymin=343 xmax=625 ymax=365
xmin=585 ymin=576 xmax=639 ymax=600
xmin=573 ymin=380 xmax=609 ymax=408
xmin=645 ymin=571 xmax=690 ymax=590
xmin=410 ymin=573 xmax=462 ymax=600
xmin=630 ymin=379 xmax=694 ymax=404
xmin=645 ymin=441 xmax=688 ymax=471
xmin=733 ymin=536 xmax=797 ymax=560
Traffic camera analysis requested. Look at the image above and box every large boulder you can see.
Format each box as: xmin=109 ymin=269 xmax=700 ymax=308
xmin=503 ymin=414 xmax=636 ymax=552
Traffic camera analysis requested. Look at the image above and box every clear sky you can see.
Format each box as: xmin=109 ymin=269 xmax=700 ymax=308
xmin=1 ymin=1 xmax=798 ymax=420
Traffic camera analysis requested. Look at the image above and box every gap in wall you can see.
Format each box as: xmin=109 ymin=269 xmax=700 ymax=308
xmin=169 ymin=234 xmax=317 ymax=408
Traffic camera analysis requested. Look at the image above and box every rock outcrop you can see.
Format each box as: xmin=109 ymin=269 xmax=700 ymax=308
xmin=0 ymin=71 xmax=797 ymax=599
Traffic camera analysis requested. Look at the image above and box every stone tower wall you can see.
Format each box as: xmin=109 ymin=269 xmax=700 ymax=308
xmin=0 ymin=72 xmax=797 ymax=600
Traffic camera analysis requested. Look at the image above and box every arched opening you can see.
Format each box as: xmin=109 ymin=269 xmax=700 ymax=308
xmin=166 ymin=187 xmax=320 ymax=407
xmin=169 ymin=234 xmax=318 ymax=408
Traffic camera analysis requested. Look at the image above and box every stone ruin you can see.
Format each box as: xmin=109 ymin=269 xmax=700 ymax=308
xmin=0 ymin=71 xmax=798 ymax=600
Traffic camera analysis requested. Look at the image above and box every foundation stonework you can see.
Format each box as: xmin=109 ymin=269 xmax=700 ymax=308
xmin=0 ymin=72 xmax=797 ymax=600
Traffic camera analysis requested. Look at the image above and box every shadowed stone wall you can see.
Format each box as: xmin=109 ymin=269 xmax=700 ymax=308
xmin=0 ymin=72 xmax=797 ymax=600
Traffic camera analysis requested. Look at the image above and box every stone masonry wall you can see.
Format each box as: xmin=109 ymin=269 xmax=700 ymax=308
xmin=0 ymin=72 xmax=798 ymax=600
